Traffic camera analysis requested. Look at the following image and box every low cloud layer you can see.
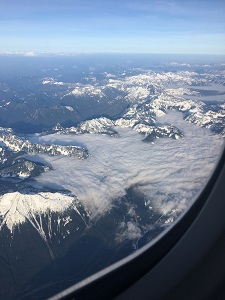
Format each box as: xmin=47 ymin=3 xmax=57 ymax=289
xmin=28 ymin=111 xmax=224 ymax=220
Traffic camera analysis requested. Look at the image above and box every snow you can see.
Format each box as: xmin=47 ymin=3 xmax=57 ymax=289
xmin=79 ymin=117 xmax=115 ymax=133
xmin=165 ymin=88 xmax=199 ymax=97
xmin=71 ymin=85 xmax=105 ymax=98
xmin=65 ymin=106 xmax=74 ymax=111
xmin=125 ymin=86 xmax=150 ymax=102
xmin=0 ymin=132 xmax=88 ymax=158
xmin=115 ymin=118 xmax=139 ymax=128
xmin=42 ymin=78 xmax=64 ymax=85
xmin=0 ymin=191 xmax=76 ymax=233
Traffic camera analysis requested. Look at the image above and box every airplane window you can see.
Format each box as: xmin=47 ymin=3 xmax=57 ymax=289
xmin=0 ymin=1 xmax=224 ymax=299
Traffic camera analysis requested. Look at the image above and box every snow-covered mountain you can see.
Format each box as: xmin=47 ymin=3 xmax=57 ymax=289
xmin=40 ymin=68 xmax=225 ymax=137
xmin=0 ymin=56 xmax=224 ymax=300
xmin=53 ymin=117 xmax=119 ymax=137
xmin=1 ymin=62 xmax=225 ymax=132
xmin=0 ymin=190 xmax=87 ymax=234
xmin=0 ymin=157 xmax=50 ymax=179
xmin=53 ymin=116 xmax=184 ymax=141
xmin=0 ymin=129 xmax=88 ymax=158
xmin=0 ymin=62 xmax=224 ymax=235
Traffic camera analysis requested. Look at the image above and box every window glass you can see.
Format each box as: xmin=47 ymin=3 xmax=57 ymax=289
xmin=0 ymin=1 xmax=224 ymax=299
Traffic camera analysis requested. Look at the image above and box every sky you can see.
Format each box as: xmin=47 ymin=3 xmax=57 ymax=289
xmin=0 ymin=0 xmax=225 ymax=54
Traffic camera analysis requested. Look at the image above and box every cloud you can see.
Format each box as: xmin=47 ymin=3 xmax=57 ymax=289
xmin=23 ymin=51 xmax=36 ymax=56
xmin=116 ymin=221 xmax=142 ymax=243
xmin=29 ymin=110 xmax=224 ymax=220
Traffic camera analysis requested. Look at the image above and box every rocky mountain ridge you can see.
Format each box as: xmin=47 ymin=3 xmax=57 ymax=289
xmin=0 ymin=130 xmax=88 ymax=158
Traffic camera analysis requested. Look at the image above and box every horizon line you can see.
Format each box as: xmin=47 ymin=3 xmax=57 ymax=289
xmin=0 ymin=51 xmax=225 ymax=57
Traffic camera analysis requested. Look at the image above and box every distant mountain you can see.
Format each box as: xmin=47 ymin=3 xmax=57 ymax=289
xmin=0 ymin=67 xmax=224 ymax=134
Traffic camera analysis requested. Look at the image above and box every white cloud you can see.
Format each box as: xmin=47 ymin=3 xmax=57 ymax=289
xmin=28 ymin=111 xmax=224 ymax=220
xmin=116 ymin=221 xmax=142 ymax=243
xmin=23 ymin=51 xmax=36 ymax=56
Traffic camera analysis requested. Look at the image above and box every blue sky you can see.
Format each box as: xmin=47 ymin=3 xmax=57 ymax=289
xmin=0 ymin=0 xmax=225 ymax=54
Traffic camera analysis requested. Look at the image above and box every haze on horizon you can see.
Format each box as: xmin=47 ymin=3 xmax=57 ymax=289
xmin=0 ymin=0 xmax=225 ymax=55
